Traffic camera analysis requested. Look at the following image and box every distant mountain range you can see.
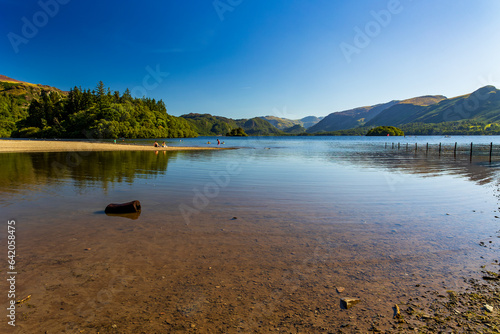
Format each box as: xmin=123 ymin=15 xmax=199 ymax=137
xmin=307 ymin=86 xmax=500 ymax=134
xmin=182 ymin=86 xmax=500 ymax=136
xmin=2 ymin=74 xmax=500 ymax=137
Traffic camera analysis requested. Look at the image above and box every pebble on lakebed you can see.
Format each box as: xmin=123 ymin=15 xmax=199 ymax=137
xmin=340 ymin=297 xmax=361 ymax=309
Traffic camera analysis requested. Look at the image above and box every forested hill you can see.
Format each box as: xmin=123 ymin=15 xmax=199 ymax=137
xmin=181 ymin=113 xmax=285 ymax=136
xmin=0 ymin=77 xmax=197 ymax=138
xmin=0 ymin=76 xmax=67 ymax=137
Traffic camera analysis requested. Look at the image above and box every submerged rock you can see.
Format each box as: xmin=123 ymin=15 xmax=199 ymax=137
xmin=483 ymin=304 xmax=494 ymax=313
xmin=341 ymin=297 xmax=361 ymax=309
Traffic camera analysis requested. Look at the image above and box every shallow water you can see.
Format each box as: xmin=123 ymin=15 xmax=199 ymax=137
xmin=1 ymin=136 xmax=500 ymax=332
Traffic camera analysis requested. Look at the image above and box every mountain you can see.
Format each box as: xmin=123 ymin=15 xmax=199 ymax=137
xmin=366 ymin=86 xmax=499 ymax=127
xmin=300 ymin=116 xmax=323 ymax=129
xmin=260 ymin=115 xmax=323 ymax=130
xmin=283 ymin=124 xmax=307 ymax=134
xmin=241 ymin=117 xmax=284 ymax=135
xmin=307 ymin=95 xmax=449 ymax=133
xmin=181 ymin=113 xmax=238 ymax=136
xmin=307 ymin=100 xmax=399 ymax=133
xmin=260 ymin=116 xmax=300 ymax=130
xmin=181 ymin=114 xmax=284 ymax=136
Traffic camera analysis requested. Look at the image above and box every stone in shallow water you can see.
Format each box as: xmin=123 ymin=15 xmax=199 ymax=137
xmin=340 ymin=297 xmax=361 ymax=309
xmin=483 ymin=304 xmax=494 ymax=313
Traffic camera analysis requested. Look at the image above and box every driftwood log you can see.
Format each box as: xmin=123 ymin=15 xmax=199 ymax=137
xmin=105 ymin=200 xmax=141 ymax=214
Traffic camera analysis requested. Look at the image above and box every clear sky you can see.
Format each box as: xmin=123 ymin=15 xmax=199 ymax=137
xmin=1 ymin=0 xmax=500 ymax=120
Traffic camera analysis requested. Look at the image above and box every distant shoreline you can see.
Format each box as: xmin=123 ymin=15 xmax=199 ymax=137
xmin=0 ymin=139 xmax=230 ymax=153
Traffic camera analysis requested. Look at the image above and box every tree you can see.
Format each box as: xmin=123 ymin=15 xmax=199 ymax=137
xmin=366 ymin=126 xmax=404 ymax=136
xmin=226 ymin=127 xmax=248 ymax=136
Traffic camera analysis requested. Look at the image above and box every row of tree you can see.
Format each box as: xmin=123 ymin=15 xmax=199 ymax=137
xmin=9 ymin=81 xmax=198 ymax=139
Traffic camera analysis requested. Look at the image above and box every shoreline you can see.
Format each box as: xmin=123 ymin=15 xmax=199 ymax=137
xmin=0 ymin=139 xmax=231 ymax=153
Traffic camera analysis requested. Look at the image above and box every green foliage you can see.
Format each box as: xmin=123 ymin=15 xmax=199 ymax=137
xmin=241 ymin=117 xmax=284 ymax=135
xmin=260 ymin=116 xmax=301 ymax=130
xmin=181 ymin=114 xmax=284 ymax=136
xmin=7 ymin=82 xmax=198 ymax=139
xmin=366 ymin=126 xmax=404 ymax=136
xmin=0 ymin=89 xmax=30 ymax=137
xmin=226 ymin=127 xmax=248 ymax=136
xmin=401 ymin=120 xmax=500 ymax=135
xmin=182 ymin=113 xmax=237 ymax=136
xmin=283 ymin=124 xmax=306 ymax=134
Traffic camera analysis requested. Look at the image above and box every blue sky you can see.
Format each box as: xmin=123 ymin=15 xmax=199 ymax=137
xmin=1 ymin=0 xmax=500 ymax=119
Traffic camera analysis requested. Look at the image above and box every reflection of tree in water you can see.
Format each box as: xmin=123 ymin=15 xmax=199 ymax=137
xmin=0 ymin=153 xmax=41 ymax=194
xmin=0 ymin=151 xmax=178 ymax=193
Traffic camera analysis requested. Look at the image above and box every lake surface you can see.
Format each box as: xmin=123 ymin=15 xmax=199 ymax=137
xmin=2 ymin=136 xmax=500 ymax=332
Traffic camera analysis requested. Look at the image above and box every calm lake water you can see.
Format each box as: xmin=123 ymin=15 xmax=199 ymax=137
xmin=2 ymin=135 xmax=500 ymax=280
xmin=2 ymin=136 xmax=500 ymax=332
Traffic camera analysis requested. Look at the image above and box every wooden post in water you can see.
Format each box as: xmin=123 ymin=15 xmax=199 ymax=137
xmin=385 ymin=142 xmax=387 ymax=149
xmin=415 ymin=143 xmax=418 ymax=153
xmin=490 ymin=142 xmax=493 ymax=163
xmin=454 ymin=142 xmax=457 ymax=159
xmin=398 ymin=142 xmax=400 ymax=150
xmin=392 ymin=142 xmax=394 ymax=149
xmin=439 ymin=143 xmax=442 ymax=157
xmin=470 ymin=142 xmax=473 ymax=163
xmin=426 ymin=143 xmax=429 ymax=155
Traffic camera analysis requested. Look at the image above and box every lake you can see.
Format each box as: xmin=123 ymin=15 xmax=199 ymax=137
xmin=1 ymin=136 xmax=500 ymax=332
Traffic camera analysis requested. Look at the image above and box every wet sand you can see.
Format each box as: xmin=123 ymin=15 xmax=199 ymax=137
xmin=3 ymin=207 xmax=499 ymax=333
xmin=0 ymin=139 xmax=227 ymax=153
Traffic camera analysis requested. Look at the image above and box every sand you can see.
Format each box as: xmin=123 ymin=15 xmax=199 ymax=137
xmin=0 ymin=139 xmax=228 ymax=153
xmin=5 ymin=209 xmax=499 ymax=333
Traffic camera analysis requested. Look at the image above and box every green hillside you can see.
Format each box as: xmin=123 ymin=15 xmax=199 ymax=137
xmin=182 ymin=114 xmax=285 ymax=136
xmin=181 ymin=113 xmax=238 ymax=136
xmin=0 ymin=76 xmax=197 ymax=139
xmin=241 ymin=117 xmax=284 ymax=135
xmin=283 ymin=124 xmax=307 ymax=134
xmin=307 ymin=101 xmax=398 ymax=133
xmin=366 ymin=86 xmax=500 ymax=127
xmin=260 ymin=115 xmax=323 ymax=130
xmin=308 ymin=96 xmax=446 ymax=134
xmin=260 ymin=116 xmax=300 ymax=130
xmin=0 ymin=77 xmax=67 ymax=137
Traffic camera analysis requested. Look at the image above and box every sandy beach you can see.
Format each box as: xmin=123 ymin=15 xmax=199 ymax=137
xmin=0 ymin=139 xmax=227 ymax=153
